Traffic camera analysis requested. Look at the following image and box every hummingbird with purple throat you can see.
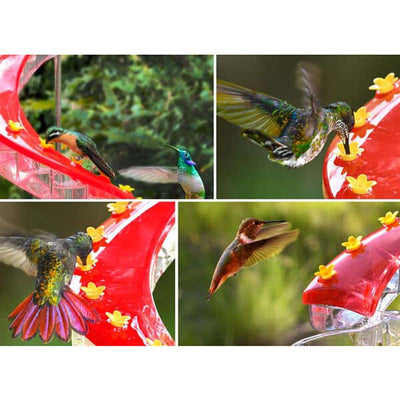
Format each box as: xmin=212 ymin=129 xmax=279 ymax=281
xmin=207 ymin=219 xmax=299 ymax=300
xmin=217 ymin=62 xmax=354 ymax=167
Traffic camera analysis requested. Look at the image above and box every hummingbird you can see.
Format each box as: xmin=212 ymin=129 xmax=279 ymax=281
xmin=217 ymin=62 xmax=354 ymax=167
xmin=119 ymin=144 xmax=205 ymax=199
xmin=45 ymin=126 xmax=116 ymax=179
xmin=207 ymin=219 xmax=299 ymax=300
xmin=0 ymin=231 xmax=99 ymax=343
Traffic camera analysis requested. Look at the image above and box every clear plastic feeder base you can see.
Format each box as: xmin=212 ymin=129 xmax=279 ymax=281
xmin=52 ymin=172 xmax=88 ymax=199
xmin=293 ymin=311 xmax=400 ymax=346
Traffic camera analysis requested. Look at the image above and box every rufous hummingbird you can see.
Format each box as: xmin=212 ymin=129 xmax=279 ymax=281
xmin=207 ymin=219 xmax=299 ymax=300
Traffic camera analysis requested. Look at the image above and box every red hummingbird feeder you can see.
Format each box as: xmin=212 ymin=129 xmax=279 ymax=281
xmin=295 ymin=211 xmax=400 ymax=345
xmin=71 ymin=200 xmax=176 ymax=346
xmin=0 ymin=55 xmax=134 ymax=199
xmin=323 ymin=72 xmax=400 ymax=199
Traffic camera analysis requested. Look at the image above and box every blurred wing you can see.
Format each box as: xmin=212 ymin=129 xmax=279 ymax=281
xmin=77 ymin=140 xmax=116 ymax=179
xmin=119 ymin=167 xmax=178 ymax=184
xmin=0 ymin=237 xmax=39 ymax=276
xmin=31 ymin=229 xmax=58 ymax=242
xmin=242 ymin=230 xmax=299 ymax=267
xmin=217 ymin=80 xmax=296 ymax=137
xmin=254 ymin=221 xmax=292 ymax=241
xmin=296 ymin=62 xmax=321 ymax=115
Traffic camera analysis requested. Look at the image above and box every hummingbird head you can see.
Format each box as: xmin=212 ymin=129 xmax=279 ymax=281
xmin=68 ymin=232 xmax=93 ymax=265
xmin=45 ymin=127 xmax=66 ymax=143
xmin=237 ymin=218 xmax=270 ymax=241
xmin=166 ymin=144 xmax=196 ymax=166
xmin=324 ymin=102 xmax=354 ymax=155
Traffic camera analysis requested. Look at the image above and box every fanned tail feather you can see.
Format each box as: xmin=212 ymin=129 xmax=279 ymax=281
xmin=8 ymin=287 xmax=99 ymax=343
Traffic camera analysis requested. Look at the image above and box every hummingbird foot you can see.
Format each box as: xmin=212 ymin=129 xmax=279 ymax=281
xmin=240 ymin=129 xmax=294 ymax=161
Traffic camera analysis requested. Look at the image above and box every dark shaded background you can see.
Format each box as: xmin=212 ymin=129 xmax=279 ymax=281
xmin=217 ymin=55 xmax=400 ymax=199
xmin=0 ymin=55 xmax=213 ymax=199
xmin=0 ymin=202 xmax=175 ymax=345
xmin=179 ymin=201 xmax=400 ymax=345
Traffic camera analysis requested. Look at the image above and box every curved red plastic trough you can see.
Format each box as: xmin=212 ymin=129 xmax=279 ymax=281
xmin=303 ymin=219 xmax=400 ymax=317
xmin=0 ymin=55 xmax=133 ymax=199
xmin=323 ymin=81 xmax=400 ymax=199
xmin=73 ymin=201 xmax=175 ymax=346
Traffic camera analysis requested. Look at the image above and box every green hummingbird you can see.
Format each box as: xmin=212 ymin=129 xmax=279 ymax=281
xmin=119 ymin=144 xmax=205 ymax=199
xmin=207 ymin=219 xmax=299 ymax=300
xmin=0 ymin=231 xmax=99 ymax=343
xmin=45 ymin=126 xmax=116 ymax=179
xmin=217 ymin=62 xmax=354 ymax=167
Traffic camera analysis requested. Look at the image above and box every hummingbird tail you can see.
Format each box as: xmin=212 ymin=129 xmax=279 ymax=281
xmin=8 ymin=288 xmax=99 ymax=343
xmin=88 ymin=152 xmax=116 ymax=179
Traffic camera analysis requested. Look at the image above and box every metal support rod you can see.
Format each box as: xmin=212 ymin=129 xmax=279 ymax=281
xmin=54 ymin=55 xmax=62 ymax=127
xmin=51 ymin=55 xmax=62 ymax=196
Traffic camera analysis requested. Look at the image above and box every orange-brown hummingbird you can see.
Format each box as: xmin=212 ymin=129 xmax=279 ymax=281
xmin=207 ymin=219 xmax=299 ymax=300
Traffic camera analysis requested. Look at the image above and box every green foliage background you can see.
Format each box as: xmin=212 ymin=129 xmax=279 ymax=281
xmin=179 ymin=201 xmax=400 ymax=345
xmin=217 ymin=55 xmax=400 ymax=199
xmin=0 ymin=55 xmax=213 ymax=199
xmin=0 ymin=202 xmax=175 ymax=345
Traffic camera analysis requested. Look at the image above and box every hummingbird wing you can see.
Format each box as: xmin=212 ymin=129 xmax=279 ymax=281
xmin=119 ymin=167 xmax=178 ymax=184
xmin=31 ymin=229 xmax=58 ymax=242
xmin=217 ymin=80 xmax=297 ymax=137
xmin=253 ymin=221 xmax=293 ymax=242
xmin=0 ymin=237 xmax=41 ymax=276
xmin=76 ymin=139 xmax=116 ymax=179
xmin=296 ymin=62 xmax=321 ymax=116
xmin=242 ymin=229 xmax=299 ymax=268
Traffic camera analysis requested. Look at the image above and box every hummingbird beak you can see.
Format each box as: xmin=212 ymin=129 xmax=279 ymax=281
xmin=165 ymin=144 xmax=180 ymax=152
xmin=342 ymin=134 xmax=351 ymax=155
xmin=334 ymin=120 xmax=351 ymax=155
xmin=80 ymin=255 xmax=88 ymax=266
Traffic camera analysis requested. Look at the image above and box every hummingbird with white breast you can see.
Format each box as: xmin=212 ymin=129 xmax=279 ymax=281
xmin=217 ymin=62 xmax=354 ymax=167
xmin=119 ymin=144 xmax=205 ymax=199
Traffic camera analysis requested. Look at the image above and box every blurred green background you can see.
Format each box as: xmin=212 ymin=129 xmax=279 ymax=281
xmin=0 ymin=55 xmax=213 ymax=199
xmin=0 ymin=202 xmax=175 ymax=345
xmin=179 ymin=201 xmax=400 ymax=345
xmin=217 ymin=55 xmax=400 ymax=199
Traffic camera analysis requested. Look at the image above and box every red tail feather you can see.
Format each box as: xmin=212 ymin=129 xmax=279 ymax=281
xmin=37 ymin=305 xmax=56 ymax=343
xmin=54 ymin=305 xmax=70 ymax=342
xmin=22 ymin=306 xmax=42 ymax=341
xmin=8 ymin=287 xmax=99 ymax=343
xmin=61 ymin=295 xmax=88 ymax=334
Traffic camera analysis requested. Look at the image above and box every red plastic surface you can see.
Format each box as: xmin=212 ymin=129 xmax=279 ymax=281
xmin=323 ymin=81 xmax=400 ymax=199
xmin=303 ymin=220 xmax=400 ymax=317
xmin=0 ymin=55 xmax=134 ymax=199
xmin=74 ymin=201 xmax=175 ymax=345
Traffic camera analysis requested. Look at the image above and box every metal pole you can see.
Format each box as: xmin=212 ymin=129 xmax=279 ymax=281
xmin=55 ymin=55 xmax=62 ymax=127
xmin=51 ymin=56 xmax=62 ymax=196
